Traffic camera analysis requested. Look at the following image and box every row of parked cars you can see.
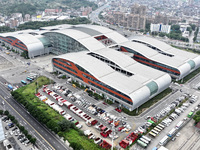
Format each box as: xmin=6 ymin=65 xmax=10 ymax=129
xmin=84 ymin=130 xmax=111 ymax=149
xmin=37 ymin=88 xmax=83 ymax=129
xmin=2 ymin=116 xmax=31 ymax=147
xmin=135 ymin=94 xmax=197 ymax=145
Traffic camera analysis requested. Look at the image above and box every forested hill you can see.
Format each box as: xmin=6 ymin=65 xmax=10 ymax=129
xmin=0 ymin=0 xmax=98 ymax=16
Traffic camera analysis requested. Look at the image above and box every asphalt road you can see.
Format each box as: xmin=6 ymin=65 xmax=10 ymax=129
xmin=0 ymin=77 xmax=69 ymax=150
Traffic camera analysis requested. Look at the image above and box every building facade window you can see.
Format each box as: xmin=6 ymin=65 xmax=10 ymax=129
xmin=43 ymin=32 xmax=88 ymax=55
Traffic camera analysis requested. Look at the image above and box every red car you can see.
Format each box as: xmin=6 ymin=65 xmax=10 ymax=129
xmin=115 ymin=108 xmax=122 ymax=113
xmin=118 ymin=126 xmax=125 ymax=131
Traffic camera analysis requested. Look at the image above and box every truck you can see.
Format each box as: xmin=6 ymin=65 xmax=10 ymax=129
xmin=137 ymin=140 xmax=147 ymax=148
xmin=86 ymin=119 xmax=98 ymax=126
xmin=119 ymin=139 xmax=130 ymax=149
xmin=8 ymin=84 xmax=13 ymax=90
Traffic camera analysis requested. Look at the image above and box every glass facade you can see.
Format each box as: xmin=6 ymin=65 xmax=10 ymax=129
xmin=146 ymin=81 xmax=158 ymax=96
xmin=120 ymin=46 xmax=180 ymax=76
xmin=42 ymin=32 xmax=88 ymax=55
xmin=52 ymin=58 xmax=133 ymax=105
xmin=187 ymin=60 xmax=195 ymax=70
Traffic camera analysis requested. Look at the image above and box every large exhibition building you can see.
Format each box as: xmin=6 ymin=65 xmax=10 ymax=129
xmin=0 ymin=24 xmax=200 ymax=110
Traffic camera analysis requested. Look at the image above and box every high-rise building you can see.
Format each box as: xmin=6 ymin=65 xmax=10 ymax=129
xmin=24 ymin=14 xmax=31 ymax=22
xmin=128 ymin=4 xmax=146 ymax=30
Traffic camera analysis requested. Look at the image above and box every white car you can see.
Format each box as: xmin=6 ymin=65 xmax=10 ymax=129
xmin=76 ymin=124 xmax=82 ymax=129
xmin=9 ymin=131 xmax=13 ymax=136
xmin=94 ymin=137 xmax=102 ymax=144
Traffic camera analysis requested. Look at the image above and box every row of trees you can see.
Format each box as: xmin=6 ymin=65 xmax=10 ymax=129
xmin=0 ymin=17 xmax=91 ymax=33
xmin=193 ymin=110 xmax=200 ymax=124
xmin=150 ymin=24 xmax=190 ymax=42
xmin=0 ymin=110 xmax=36 ymax=144
xmin=11 ymin=90 xmax=76 ymax=135
xmin=17 ymin=17 xmax=91 ymax=30
xmin=0 ymin=26 xmax=15 ymax=33
xmin=193 ymin=27 xmax=199 ymax=42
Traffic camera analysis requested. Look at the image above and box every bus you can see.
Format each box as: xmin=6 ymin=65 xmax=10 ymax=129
xmin=158 ymin=124 xmax=165 ymax=129
xmin=142 ymin=135 xmax=151 ymax=143
xmin=176 ymin=121 xmax=184 ymax=129
xmin=140 ymin=137 xmax=149 ymax=145
xmin=149 ymin=131 xmax=157 ymax=138
xmin=137 ymin=140 xmax=147 ymax=148
xmin=156 ymin=126 xmax=163 ymax=131
xmin=21 ymin=80 xmax=27 ymax=85
xmin=26 ymin=77 xmax=32 ymax=81
xmin=151 ymin=129 xmax=159 ymax=135
xmin=154 ymin=127 xmax=161 ymax=132
xmin=159 ymin=135 xmax=169 ymax=146
xmin=188 ymin=112 xmax=194 ymax=118
xmin=168 ymin=128 xmax=177 ymax=137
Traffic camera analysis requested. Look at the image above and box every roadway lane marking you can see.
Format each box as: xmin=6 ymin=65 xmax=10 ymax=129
xmin=0 ymin=95 xmax=55 ymax=150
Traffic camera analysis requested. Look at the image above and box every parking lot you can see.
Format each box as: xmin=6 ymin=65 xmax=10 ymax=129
xmin=1 ymin=116 xmax=35 ymax=150
xmin=166 ymin=119 xmax=200 ymax=150
xmin=2 ymin=50 xmax=200 ymax=149
xmin=38 ymin=84 xmax=133 ymax=147
xmin=130 ymin=90 xmax=200 ymax=150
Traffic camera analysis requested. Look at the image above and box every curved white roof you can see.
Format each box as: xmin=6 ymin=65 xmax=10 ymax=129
xmin=78 ymin=24 xmax=129 ymax=43
xmin=121 ymin=36 xmax=200 ymax=79
xmin=53 ymin=50 xmax=171 ymax=108
xmin=49 ymin=29 xmax=106 ymax=51
xmin=13 ymin=34 xmax=44 ymax=57
xmin=131 ymin=36 xmax=172 ymax=51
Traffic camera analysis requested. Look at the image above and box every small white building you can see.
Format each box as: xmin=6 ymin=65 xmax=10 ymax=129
xmin=150 ymin=24 xmax=171 ymax=34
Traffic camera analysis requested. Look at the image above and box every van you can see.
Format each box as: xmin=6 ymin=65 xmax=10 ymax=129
xmin=178 ymin=108 xmax=184 ymax=112
xmin=181 ymin=106 xmax=187 ymax=110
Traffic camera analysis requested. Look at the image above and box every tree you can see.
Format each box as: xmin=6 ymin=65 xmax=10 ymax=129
xmin=23 ymin=129 xmax=28 ymax=136
xmin=4 ymin=110 xmax=9 ymax=115
xmin=58 ymin=119 xmax=71 ymax=132
xmin=58 ymin=131 xmax=65 ymax=138
xmin=30 ymin=138 xmax=36 ymax=145
xmin=190 ymin=24 xmax=196 ymax=31
xmin=10 ymin=115 xmax=15 ymax=121
xmin=193 ymin=110 xmax=200 ymax=124
xmin=13 ymin=119 xmax=18 ymax=124
xmin=151 ymin=31 xmax=158 ymax=36
xmin=0 ymin=110 xmax=3 ymax=115
xmin=171 ymin=25 xmax=180 ymax=31
xmin=159 ymin=32 xmax=167 ymax=37
xmin=70 ymin=142 xmax=83 ymax=150
xmin=145 ymin=22 xmax=151 ymax=31
xmin=47 ymin=120 xmax=61 ymax=133
xmin=19 ymin=126 xmax=25 ymax=132
xmin=27 ymin=134 xmax=32 ymax=140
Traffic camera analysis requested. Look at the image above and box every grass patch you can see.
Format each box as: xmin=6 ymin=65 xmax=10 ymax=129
xmin=15 ymin=77 xmax=63 ymax=122
xmin=64 ymin=130 xmax=103 ymax=150
xmin=122 ymin=88 xmax=172 ymax=116
xmin=13 ymin=76 xmax=102 ymax=150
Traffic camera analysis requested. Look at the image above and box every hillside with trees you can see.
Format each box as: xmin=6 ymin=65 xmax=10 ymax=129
xmin=0 ymin=0 xmax=97 ymax=16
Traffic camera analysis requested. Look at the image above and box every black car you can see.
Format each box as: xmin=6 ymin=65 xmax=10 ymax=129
xmin=9 ymin=124 xmax=14 ymax=128
xmin=2 ymin=117 xmax=9 ymax=122
xmin=12 ymin=127 xmax=17 ymax=131
xmin=17 ymin=135 xmax=24 ymax=140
